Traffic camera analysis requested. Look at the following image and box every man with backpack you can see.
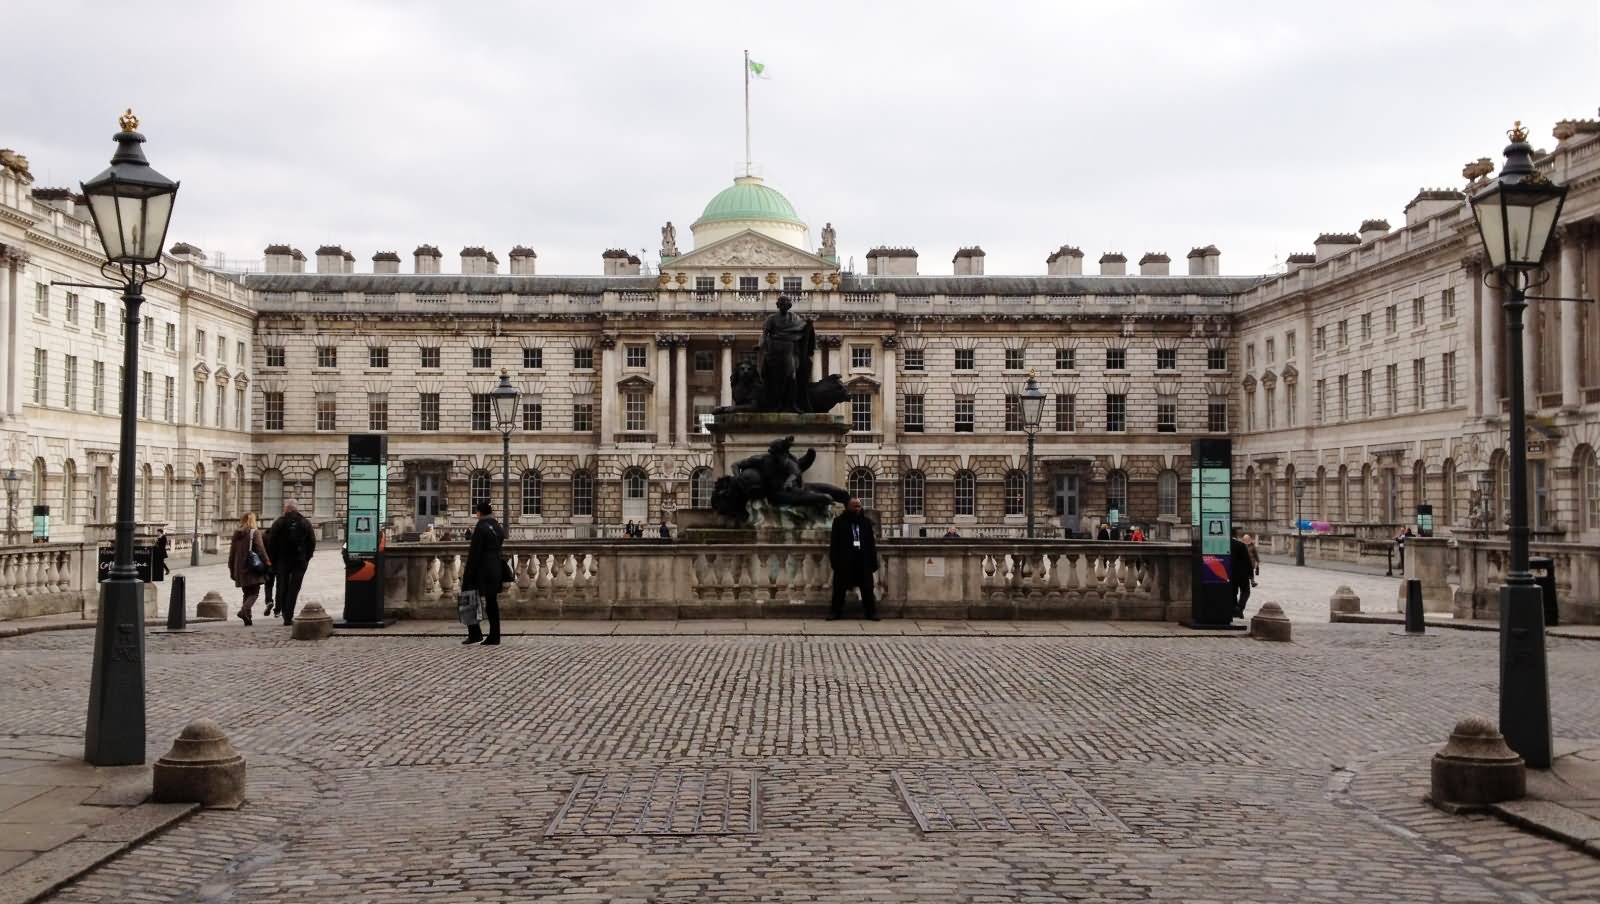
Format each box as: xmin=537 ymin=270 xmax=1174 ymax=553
xmin=266 ymin=500 xmax=317 ymax=625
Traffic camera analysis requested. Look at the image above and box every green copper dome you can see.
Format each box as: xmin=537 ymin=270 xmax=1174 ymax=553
xmin=693 ymin=175 xmax=804 ymax=227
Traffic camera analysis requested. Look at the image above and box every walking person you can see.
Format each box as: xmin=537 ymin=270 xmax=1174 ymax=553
xmin=228 ymin=512 xmax=271 ymax=626
xmin=1241 ymin=532 xmax=1261 ymax=587
xmin=265 ymin=500 xmax=316 ymax=626
xmin=153 ymin=528 xmax=170 ymax=578
xmin=461 ymin=501 xmax=507 ymax=645
xmin=1230 ymin=529 xmax=1253 ymax=619
xmin=828 ymin=498 xmax=880 ymax=621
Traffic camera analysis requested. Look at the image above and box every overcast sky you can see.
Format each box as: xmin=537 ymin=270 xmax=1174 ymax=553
xmin=6 ymin=1 xmax=1597 ymax=277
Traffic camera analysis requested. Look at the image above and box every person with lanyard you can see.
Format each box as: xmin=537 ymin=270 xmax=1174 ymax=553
xmin=828 ymin=498 xmax=880 ymax=621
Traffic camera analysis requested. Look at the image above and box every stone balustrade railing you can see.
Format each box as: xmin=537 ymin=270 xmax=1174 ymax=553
xmin=0 ymin=543 xmax=98 ymax=620
xmin=1450 ymin=536 xmax=1598 ymax=624
xmin=382 ymin=538 xmax=1192 ymax=621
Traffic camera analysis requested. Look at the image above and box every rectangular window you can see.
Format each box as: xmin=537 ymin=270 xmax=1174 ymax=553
xmin=143 ymin=315 xmax=154 ymax=345
xmin=523 ymin=347 xmax=543 ymax=370
xmin=237 ymin=341 xmax=245 ymax=366
xmin=1056 ymin=347 xmax=1076 ymax=370
xmin=954 ymin=475 xmax=975 ymax=516
xmin=265 ymin=392 xmax=285 ymax=430
xmin=851 ymin=346 xmax=873 ymax=369
xmin=625 ymin=391 xmax=647 ymax=432
xmin=1207 ymin=347 xmax=1226 ymax=370
xmin=1413 ymin=296 xmax=1425 ymax=327
xmin=316 ymin=393 xmax=337 ymax=431
xmin=1337 ymin=374 xmax=1349 ymax=421
xmin=217 ymin=335 xmax=226 ymax=360
xmin=1004 ymin=348 xmax=1026 ymax=370
xmin=419 ymin=393 xmax=440 ymax=431
xmin=1314 ymin=327 xmax=1326 ymax=352
xmin=471 ymin=393 xmax=492 ymax=431
xmin=522 ymin=401 xmax=542 ymax=431
xmin=1443 ymin=352 xmax=1456 ymax=405
xmin=63 ymin=356 xmax=77 ymax=409
xmin=695 ymin=276 xmax=716 ymax=293
xmin=1157 ymin=348 xmax=1177 ymax=370
xmin=1265 ymin=338 xmax=1275 ymax=363
xmin=738 ymin=275 xmax=759 ymax=293
xmin=1105 ymin=393 xmax=1126 ymax=432
xmin=196 ymin=328 xmax=206 ymax=353
xmin=215 ymin=384 xmax=225 ymax=426
xmin=1264 ymin=386 xmax=1276 ymax=429
xmin=34 ymin=284 xmax=47 ymax=318
xmin=1315 ymin=379 xmax=1325 ymax=423
xmin=850 ymin=393 xmax=872 ymax=433
xmin=317 ymin=345 xmax=337 ymax=368
xmin=693 ymin=350 xmax=715 ymax=372
xmin=904 ymin=394 xmax=924 ymax=432
xmin=266 ymin=346 xmax=286 ymax=368
xmin=903 ymin=475 xmax=924 ymax=516
xmin=903 ymin=348 xmax=924 ymax=370
xmin=1105 ymin=347 xmax=1126 ymax=370
xmin=1286 ymin=331 xmax=1296 ymax=359
xmin=471 ymin=347 xmax=492 ymax=369
xmin=1055 ymin=394 xmax=1075 ymax=432
xmin=164 ymin=322 xmax=175 ymax=350
xmin=368 ymin=393 xmax=388 ymax=431
xmin=1442 ymin=287 xmax=1457 ymax=320
xmin=625 ymin=344 xmax=647 ymax=368
xmin=1361 ymin=312 xmax=1372 ymax=341
xmin=573 ymin=347 xmax=594 ymax=370
xmin=94 ymin=301 xmax=106 ymax=331
xmin=1386 ymin=305 xmax=1398 ymax=334
xmin=1362 ymin=370 xmax=1373 ymax=418
xmin=954 ymin=395 xmax=974 ymax=432
xmin=421 ymin=346 xmax=441 ymax=369
xmin=1246 ymin=344 xmax=1256 ymax=369
xmin=193 ymin=380 xmax=204 ymax=422
xmin=369 ymin=346 xmax=389 ymax=369
xmin=1207 ymin=396 xmax=1227 ymax=432
xmin=1413 ymin=358 xmax=1426 ymax=409
xmin=1387 ymin=363 xmax=1399 ymax=414
xmin=235 ymin=386 xmax=245 ymax=430
xmin=954 ymin=348 xmax=975 ymax=370
xmin=572 ymin=402 xmax=594 ymax=432
xmin=64 ymin=292 xmax=78 ymax=325
xmin=1286 ymin=385 xmax=1297 ymax=427
xmin=782 ymin=276 xmax=803 ymax=294
xmin=1337 ymin=320 xmax=1348 ymax=347
xmin=92 ymin=361 xmax=105 ymax=413
xmin=1156 ymin=393 xmax=1177 ymax=432
xmin=1004 ymin=394 xmax=1023 ymax=431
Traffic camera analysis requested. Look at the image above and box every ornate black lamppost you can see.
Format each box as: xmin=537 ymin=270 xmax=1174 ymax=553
xmin=1469 ymin=121 xmax=1567 ymax=769
xmin=1020 ymin=373 xmax=1046 ymax=538
xmin=80 ymin=110 xmax=179 ymax=766
xmin=4 ymin=469 xmax=18 ymax=544
xmin=492 ymin=370 xmax=520 ymax=527
xmin=190 ymin=476 xmax=203 ymax=566
xmin=1293 ymin=479 xmax=1305 ymax=567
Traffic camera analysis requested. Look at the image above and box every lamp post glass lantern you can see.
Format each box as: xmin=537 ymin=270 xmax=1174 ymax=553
xmin=1469 ymin=121 xmax=1566 ymax=769
xmin=4 ymin=468 xmax=18 ymax=543
xmin=80 ymin=110 xmax=179 ymax=767
xmin=1293 ymin=479 xmax=1306 ymax=567
xmin=1019 ymin=374 xmax=1046 ymax=538
xmin=492 ymin=370 xmax=520 ymax=529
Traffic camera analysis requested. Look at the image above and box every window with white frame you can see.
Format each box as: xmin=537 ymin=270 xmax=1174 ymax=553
xmin=192 ymin=379 xmax=203 ymax=422
xmin=1056 ymin=348 xmax=1076 ymax=370
xmin=471 ymin=347 xmax=492 ymax=369
xmin=62 ymin=292 xmax=77 ymax=324
xmin=1208 ymin=394 xmax=1227 ymax=432
xmin=902 ymin=348 xmax=924 ymax=370
xmin=93 ymin=361 xmax=105 ymax=413
xmin=419 ymin=393 xmax=440 ymax=431
xmin=316 ymin=393 xmax=337 ymax=431
xmin=738 ymin=275 xmax=759 ymax=293
xmin=316 ymin=345 xmax=337 ymax=368
xmin=94 ymin=301 xmax=106 ymax=331
xmin=471 ymin=393 xmax=492 ymax=431
xmin=847 ymin=468 xmax=875 ymax=508
xmin=850 ymin=392 xmax=872 ymax=432
xmin=953 ymin=470 xmax=976 ymax=516
xmin=903 ymin=394 xmax=924 ymax=432
xmin=470 ymin=470 xmax=491 ymax=510
xmin=1056 ymin=394 xmax=1075 ymax=432
xmin=1004 ymin=394 xmax=1023 ymax=431
xmin=1206 ymin=347 xmax=1226 ymax=370
xmin=625 ymin=391 xmax=648 ymax=432
xmin=1004 ymin=348 xmax=1025 ymax=370
xmin=1004 ymin=471 xmax=1025 ymax=516
xmin=368 ymin=393 xmax=388 ymax=431
xmin=522 ymin=470 xmax=542 ymax=515
xmin=572 ymin=347 xmax=594 ymax=370
xmin=691 ymin=468 xmax=714 ymax=509
xmin=214 ymin=384 xmax=225 ymax=426
xmin=370 ymin=346 xmax=389 ymax=368
xmin=571 ymin=470 xmax=594 ymax=516
xmin=1105 ymin=393 xmax=1126 ymax=432
xmin=1106 ymin=347 xmax=1126 ymax=370
xmin=1107 ymin=471 xmax=1128 ymax=514
xmin=1442 ymin=352 xmax=1456 ymax=405
xmin=902 ymin=470 xmax=925 ymax=516
xmin=32 ymin=349 xmax=45 ymax=405
xmin=421 ymin=345 xmax=441 ymax=369
xmin=954 ymin=395 xmax=974 ymax=432
xmin=572 ymin=402 xmax=594 ymax=432
xmin=523 ymin=347 xmax=543 ymax=369
xmin=850 ymin=346 xmax=872 ymax=369
xmin=1158 ymin=470 xmax=1179 ymax=517
xmin=625 ymin=344 xmax=647 ymax=368
xmin=1156 ymin=393 xmax=1177 ymax=432
xmin=954 ymin=348 xmax=975 ymax=370
xmin=782 ymin=276 xmax=803 ymax=294
xmin=1157 ymin=348 xmax=1177 ymax=370
xmin=522 ymin=400 xmax=542 ymax=431
xmin=265 ymin=392 xmax=285 ymax=430
xmin=63 ymin=357 xmax=77 ymax=410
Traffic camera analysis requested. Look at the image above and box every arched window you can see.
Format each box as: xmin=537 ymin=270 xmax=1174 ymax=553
xmin=572 ymin=469 xmax=594 ymax=517
xmin=31 ymin=458 xmax=47 ymax=512
xmin=469 ymin=470 xmax=491 ymax=511
xmin=261 ymin=468 xmax=283 ymax=519
xmin=521 ymin=470 xmax=542 ymax=515
xmin=1314 ymin=466 xmax=1327 ymax=521
xmin=622 ymin=467 xmax=648 ymax=521
xmin=1004 ymin=470 xmax=1026 ymax=516
xmin=1581 ymin=446 xmax=1600 ymax=531
xmin=1157 ymin=469 xmax=1179 ymax=518
xmin=953 ymin=470 xmax=976 ymax=516
xmin=1106 ymin=470 xmax=1128 ymax=516
xmin=848 ymin=468 xmax=875 ymax=509
xmin=62 ymin=459 xmax=77 ymax=524
xmin=1442 ymin=459 xmax=1456 ymax=525
xmin=902 ymin=470 xmax=925 ymax=517
xmin=690 ymin=467 xmax=713 ymax=510
xmin=1412 ymin=460 xmax=1427 ymax=512
xmin=314 ymin=468 xmax=336 ymax=518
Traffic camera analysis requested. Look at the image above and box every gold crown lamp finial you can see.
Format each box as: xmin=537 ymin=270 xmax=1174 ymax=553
xmin=118 ymin=108 xmax=139 ymax=132
xmin=1508 ymin=120 xmax=1527 ymax=143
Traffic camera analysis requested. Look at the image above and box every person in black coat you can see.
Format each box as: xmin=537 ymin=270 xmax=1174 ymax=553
xmin=265 ymin=501 xmax=316 ymax=625
xmin=828 ymin=498 xmax=879 ymax=621
xmin=1230 ymin=530 xmax=1253 ymax=619
xmin=461 ymin=501 xmax=506 ymax=645
xmin=153 ymin=528 xmax=170 ymax=578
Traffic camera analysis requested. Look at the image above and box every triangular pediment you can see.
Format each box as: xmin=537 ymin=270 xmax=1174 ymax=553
xmin=665 ymin=229 xmax=836 ymax=272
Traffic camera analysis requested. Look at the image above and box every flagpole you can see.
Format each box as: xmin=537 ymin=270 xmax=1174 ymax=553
xmin=743 ymin=49 xmax=751 ymax=176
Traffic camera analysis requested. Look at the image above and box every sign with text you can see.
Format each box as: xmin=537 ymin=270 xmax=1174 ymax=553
xmin=1189 ymin=438 xmax=1237 ymax=626
xmin=343 ymin=434 xmax=391 ymax=628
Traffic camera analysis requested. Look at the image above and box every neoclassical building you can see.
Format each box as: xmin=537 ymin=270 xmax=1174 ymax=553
xmin=2 ymin=111 xmax=1597 ymax=552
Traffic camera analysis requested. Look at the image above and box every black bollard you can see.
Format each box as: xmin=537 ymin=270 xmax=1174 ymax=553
xmin=1404 ymin=578 xmax=1425 ymax=634
xmin=1385 ymin=546 xmax=1394 ymax=577
xmin=166 ymin=575 xmax=187 ymax=631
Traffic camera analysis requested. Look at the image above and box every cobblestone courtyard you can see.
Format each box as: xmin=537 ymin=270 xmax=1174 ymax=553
xmin=3 ymin=580 xmax=1599 ymax=904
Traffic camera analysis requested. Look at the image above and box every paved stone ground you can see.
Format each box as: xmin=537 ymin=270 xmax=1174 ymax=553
xmin=2 ymin=600 xmax=1598 ymax=902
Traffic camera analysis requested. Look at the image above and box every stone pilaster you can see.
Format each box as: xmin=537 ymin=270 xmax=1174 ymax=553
xmin=1560 ymin=227 xmax=1585 ymax=409
xmin=673 ymin=338 xmax=688 ymax=445
xmin=599 ymin=334 xmax=617 ymax=447
xmin=881 ymin=335 xmax=898 ymax=437
xmin=718 ymin=335 xmax=735 ymax=408
xmin=1478 ymin=259 xmax=1500 ymax=416
xmin=654 ymin=335 xmax=672 ymax=443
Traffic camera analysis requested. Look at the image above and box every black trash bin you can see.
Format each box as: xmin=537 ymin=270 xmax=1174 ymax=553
xmin=1528 ymin=556 xmax=1558 ymax=627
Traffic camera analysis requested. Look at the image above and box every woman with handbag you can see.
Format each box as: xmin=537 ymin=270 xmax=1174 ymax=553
xmin=228 ymin=512 xmax=272 ymax=626
xmin=460 ymin=500 xmax=507 ymax=645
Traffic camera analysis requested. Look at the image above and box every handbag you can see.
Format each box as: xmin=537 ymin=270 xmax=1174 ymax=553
xmin=246 ymin=529 xmax=268 ymax=575
xmin=500 ymin=557 xmax=514 ymax=585
xmin=457 ymin=589 xmax=485 ymax=625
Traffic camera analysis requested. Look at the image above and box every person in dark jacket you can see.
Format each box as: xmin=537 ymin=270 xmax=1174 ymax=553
xmin=1230 ymin=529 xmax=1253 ymax=619
xmin=227 ymin=512 xmax=271 ymax=626
xmin=265 ymin=500 xmax=316 ymax=625
xmin=461 ymin=500 xmax=507 ymax=645
xmin=828 ymin=498 xmax=879 ymax=621
xmin=154 ymin=528 xmax=170 ymax=578
xmin=658 ymin=519 xmax=671 ymax=539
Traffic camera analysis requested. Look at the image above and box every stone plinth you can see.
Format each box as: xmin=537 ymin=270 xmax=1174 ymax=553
xmin=1250 ymin=602 xmax=1292 ymax=641
xmin=1329 ymin=585 xmax=1361 ymax=620
xmin=195 ymin=591 xmax=227 ymax=619
xmin=291 ymin=602 xmax=334 ymax=640
xmin=711 ymin=412 xmax=850 ymax=492
xmin=152 ymin=719 xmax=246 ymax=809
xmin=1428 ymin=716 xmax=1525 ymax=810
xmin=1396 ymin=537 xmax=1453 ymax=614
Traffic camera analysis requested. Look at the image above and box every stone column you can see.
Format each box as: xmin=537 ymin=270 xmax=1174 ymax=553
xmin=2 ymin=252 xmax=23 ymax=418
xmin=1560 ymin=228 xmax=1584 ymax=409
xmin=0 ymin=251 xmax=12 ymax=420
xmin=599 ymin=335 xmax=617 ymax=446
xmin=1524 ymin=275 xmax=1541 ymax=406
xmin=654 ymin=335 xmax=672 ymax=443
xmin=718 ymin=335 xmax=735 ymax=408
xmin=881 ymin=336 xmax=897 ymax=438
xmin=674 ymin=339 xmax=688 ymax=444
xmin=819 ymin=335 xmax=842 ymax=377
xmin=1478 ymin=258 xmax=1500 ymax=416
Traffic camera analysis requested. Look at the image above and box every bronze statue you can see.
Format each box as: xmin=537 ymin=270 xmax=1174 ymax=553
xmin=758 ymin=295 xmax=814 ymax=413
xmin=711 ymin=436 xmax=850 ymax=518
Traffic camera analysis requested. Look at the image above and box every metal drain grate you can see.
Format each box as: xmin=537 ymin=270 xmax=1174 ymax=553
xmin=892 ymin=768 xmax=1130 ymax=833
xmin=545 ymin=769 xmax=759 ymax=836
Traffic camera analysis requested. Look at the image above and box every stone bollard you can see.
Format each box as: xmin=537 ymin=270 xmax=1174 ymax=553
xmin=291 ymin=602 xmax=334 ymax=641
xmin=195 ymin=590 xmax=228 ymax=619
xmin=152 ymin=719 xmax=246 ymax=809
xmin=1249 ymin=601 xmax=1292 ymax=642
xmin=1428 ymin=716 xmax=1525 ymax=811
xmin=1329 ymin=585 xmax=1361 ymax=621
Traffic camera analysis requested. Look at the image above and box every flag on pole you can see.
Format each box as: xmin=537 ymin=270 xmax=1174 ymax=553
xmin=748 ymin=58 xmax=768 ymax=79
